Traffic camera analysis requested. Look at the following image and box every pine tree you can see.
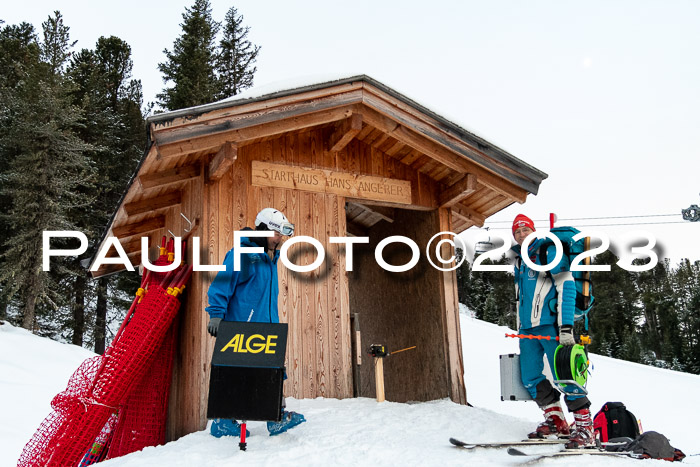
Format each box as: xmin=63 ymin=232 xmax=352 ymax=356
xmin=216 ymin=6 xmax=260 ymax=99
xmin=40 ymin=11 xmax=76 ymax=76
xmin=67 ymin=35 xmax=144 ymax=350
xmin=0 ymin=11 xmax=93 ymax=331
xmin=636 ymin=259 xmax=680 ymax=366
xmin=588 ymin=250 xmax=640 ymax=360
xmin=157 ymin=0 xmax=220 ymax=110
xmin=0 ymin=21 xmax=42 ymax=322
xmin=455 ymin=248 xmax=470 ymax=305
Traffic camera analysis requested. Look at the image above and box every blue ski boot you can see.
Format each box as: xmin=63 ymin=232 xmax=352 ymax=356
xmin=267 ymin=410 xmax=306 ymax=436
xmin=210 ymin=418 xmax=250 ymax=438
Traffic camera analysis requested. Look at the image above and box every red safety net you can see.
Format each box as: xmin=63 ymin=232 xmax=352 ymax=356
xmin=107 ymin=238 xmax=180 ymax=458
xmin=107 ymin=323 xmax=177 ymax=458
xmin=18 ymin=238 xmax=192 ymax=466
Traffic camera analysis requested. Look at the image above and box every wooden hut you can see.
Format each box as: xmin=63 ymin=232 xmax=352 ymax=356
xmin=89 ymin=75 xmax=547 ymax=440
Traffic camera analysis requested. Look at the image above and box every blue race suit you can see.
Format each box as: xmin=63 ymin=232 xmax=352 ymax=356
xmin=206 ymin=232 xmax=280 ymax=323
xmin=207 ymin=230 xmax=286 ymax=437
xmin=511 ymin=238 xmax=587 ymax=408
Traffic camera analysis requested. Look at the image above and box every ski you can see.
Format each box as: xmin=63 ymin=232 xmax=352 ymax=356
xmin=507 ymin=447 xmax=641 ymax=459
xmin=449 ymin=437 xmax=568 ymax=449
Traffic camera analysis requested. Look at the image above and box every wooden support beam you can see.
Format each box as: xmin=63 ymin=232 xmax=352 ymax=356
xmin=124 ymin=190 xmax=182 ymax=217
xmin=439 ymin=173 xmax=477 ymax=208
xmin=208 ymin=142 xmax=237 ymax=182
xmin=112 ymin=215 xmax=166 ymax=239
xmin=451 ymin=203 xmax=485 ymax=227
xmin=346 ymin=220 xmax=367 ymax=237
xmin=347 ymin=201 xmax=394 ymax=224
xmin=138 ymin=164 xmax=200 ymax=190
xmin=90 ymin=251 xmax=142 ymax=278
xmin=437 ymin=208 xmax=468 ymax=404
xmin=329 ymin=114 xmax=363 ymax=152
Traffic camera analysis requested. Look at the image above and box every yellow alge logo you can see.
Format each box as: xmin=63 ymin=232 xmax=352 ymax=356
xmin=221 ymin=334 xmax=278 ymax=354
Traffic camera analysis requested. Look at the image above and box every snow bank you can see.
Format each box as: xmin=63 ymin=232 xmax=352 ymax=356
xmin=1 ymin=314 xmax=698 ymax=466
xmin=0 ymin=321 xmax=96 ymax=463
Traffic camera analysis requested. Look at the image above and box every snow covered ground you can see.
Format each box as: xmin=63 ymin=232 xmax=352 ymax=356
xmin=1 ymin=311 xmax=698 ymax=466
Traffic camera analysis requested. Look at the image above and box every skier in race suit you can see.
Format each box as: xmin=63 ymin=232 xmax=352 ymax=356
xmin=511 ymin=214 xmax=594 ymax=448
xmin=205 ymin=208 xmax=306 ymax=437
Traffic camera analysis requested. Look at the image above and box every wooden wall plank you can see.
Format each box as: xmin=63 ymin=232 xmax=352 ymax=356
xmin=298 ymin=131 xmax=316 ymax=399
xmin=313 ymin=192 xmax=329 ymax=396
xmin=286 ymin=134 xmax=302 ymax=398
xmin=337 ymin=195 xmax=352 ymax=397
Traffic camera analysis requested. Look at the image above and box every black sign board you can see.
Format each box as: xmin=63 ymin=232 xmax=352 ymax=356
xmin=207 ymin=321 xmax=288 ymax=422
xmin=212 ymin=321 xmax=288 ymax=368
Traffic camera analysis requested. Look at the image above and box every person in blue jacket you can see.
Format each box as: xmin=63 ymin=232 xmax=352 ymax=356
xmin=511 ymin=214 xmax=594 ymax=448
xmin=206 ymin=208 xmax=306 ymax=438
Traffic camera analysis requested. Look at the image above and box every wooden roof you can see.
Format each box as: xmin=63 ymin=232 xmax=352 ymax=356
xmin=89 ymin=75 xmax=547 ymax=275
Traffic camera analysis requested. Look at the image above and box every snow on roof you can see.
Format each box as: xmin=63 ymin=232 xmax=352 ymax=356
xmin=149 ymin=73 xmax=529 ymax=170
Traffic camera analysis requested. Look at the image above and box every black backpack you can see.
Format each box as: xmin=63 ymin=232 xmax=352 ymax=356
xmin=593 ymin=402 xmax=640 ymax=442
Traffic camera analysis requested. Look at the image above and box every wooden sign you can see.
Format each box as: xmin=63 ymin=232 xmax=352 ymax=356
xmin=251 ymin=161 xmax=412 ymax=204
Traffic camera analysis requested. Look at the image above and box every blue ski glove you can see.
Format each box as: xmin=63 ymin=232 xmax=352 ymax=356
xmin=208 ymin=317 xmax=222 ymax=337
xmin=559 ymin=325 xmax=576 ymax=346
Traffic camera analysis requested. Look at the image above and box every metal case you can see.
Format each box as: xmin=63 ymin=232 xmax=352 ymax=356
xmin=499 ymin=353 xmax=533 ymax=401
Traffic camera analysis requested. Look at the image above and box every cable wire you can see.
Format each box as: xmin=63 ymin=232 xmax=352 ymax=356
xmin=486 ymin=213 xmax=680 ymax=223
xmin=482 ymin=220 xmax=691 ymax=230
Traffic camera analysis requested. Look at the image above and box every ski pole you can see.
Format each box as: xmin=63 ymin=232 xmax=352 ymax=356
xmin=506 ymin=332 xmax=592 ymax=345
xmin=505 ymin=333 xmax=559 ymax=341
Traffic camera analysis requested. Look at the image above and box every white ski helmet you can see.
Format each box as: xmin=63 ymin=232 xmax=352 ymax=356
xmin=255 ymin=208 xmax=294 ymax=236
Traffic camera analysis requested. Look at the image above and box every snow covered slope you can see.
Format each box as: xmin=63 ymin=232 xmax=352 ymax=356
xmin=0 ymin=322 xmax=96 ymax=464
xmin=1 ymin=313 xmax=698 ymax=466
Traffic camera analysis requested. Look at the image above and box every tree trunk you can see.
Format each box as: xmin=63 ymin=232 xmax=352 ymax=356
xmin=0 ymin=296 xmax=7 ymax=322
xmin=94 ymin=277 xmax=108 ymax=354
xmin=22 ymin=270 xmax=39 ymax=331
xmin=72 ymin=273 xmax=86 ymax=346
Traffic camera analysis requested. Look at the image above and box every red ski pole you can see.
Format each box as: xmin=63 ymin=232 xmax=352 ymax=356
xmin=505 ymin=333 xmax=560 ymax=341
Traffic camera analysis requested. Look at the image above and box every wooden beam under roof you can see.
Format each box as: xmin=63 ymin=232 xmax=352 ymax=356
xmin=138 ymin=164 xmax=200 ymax=190
xmin=357 ymin=106 xmax=529 ymax=204
xmin=156 ymin=106 xmax=356 ymax=159
xmin=329 ymin=114 xmax=363 ymax=152
xmin=208 ymin=142 xmax=237 ymax=182
xmin=112 ymin=215 xmax=166 ymax=239
xmin=451 ymin=203 xmax=486 ymax=227
xmin=361 ymin=83 xmax=543 ymax=191
xmin=439 ymin=173 xmax=477 ymax=208
xmin=347 ymin=201 xmax=395 ymax=223
xmin=104 ymin=238 xmax=143 ymax=258
xmin=124 ymin=190 xmax=182 ymax=217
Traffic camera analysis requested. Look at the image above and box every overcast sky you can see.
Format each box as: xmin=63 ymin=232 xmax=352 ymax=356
xmin=4 ymin=1 xmax=700 ymax=265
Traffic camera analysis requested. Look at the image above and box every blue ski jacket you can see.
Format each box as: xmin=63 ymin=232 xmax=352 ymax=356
xmin=511 ymin=238 xmax=576 ymax=330
xmin=205 ymin=231 xmax=280 ymax=323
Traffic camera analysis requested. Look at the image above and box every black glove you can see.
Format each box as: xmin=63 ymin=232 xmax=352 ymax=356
xmin=559 ymin=325 xmax=576 ymax=346
xmin=208 ymin=317 xmax=222 ymax=337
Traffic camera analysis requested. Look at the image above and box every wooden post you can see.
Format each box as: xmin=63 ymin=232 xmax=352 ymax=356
xmin=583 ymin=236 xmax=591 ymax=301
xmin=375 ymin=357 xmax=385 ymax=403
xmin=351 ymin=313 xmax=362 ymax=397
